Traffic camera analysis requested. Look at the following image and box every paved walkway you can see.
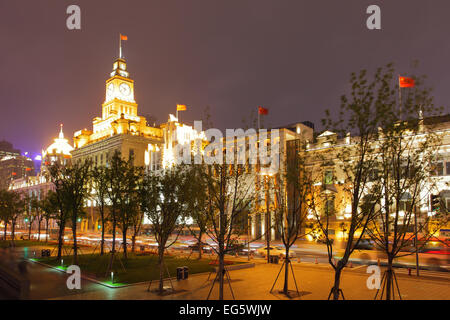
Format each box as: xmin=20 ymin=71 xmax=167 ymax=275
xmin=2 ymin=246 xmax=449 ymax=300
xmin=43 ymin=261 xmax=450 ymax=300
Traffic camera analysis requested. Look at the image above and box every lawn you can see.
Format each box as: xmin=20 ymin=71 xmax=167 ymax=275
xmin=0 ymin=240 xmax=58 ymax=249
xmin=37 ymin=252 xmax=226 ymax=285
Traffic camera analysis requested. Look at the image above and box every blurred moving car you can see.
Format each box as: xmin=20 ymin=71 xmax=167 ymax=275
xmin=256 ymin=246 xmax=296 ymax=258
xmin=353 ymin=239 xmax=374 ymax=250
xmin=188 ymin=242 xmax=213 ymax=253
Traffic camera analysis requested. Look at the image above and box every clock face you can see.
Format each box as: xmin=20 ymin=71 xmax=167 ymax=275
xmin=107 ymin=83 xmax=114 ymax=94
xmin=119 ymin=82 xmax=131 ymax=96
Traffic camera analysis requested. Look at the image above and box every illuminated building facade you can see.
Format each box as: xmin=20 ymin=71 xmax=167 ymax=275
xmin=8 ymin=126 xmax=74 ymax=234
xmin=303 ymin=115 xmax=450 ymax=240
xmin=10 ymin=125 xmax=75 ymax=197
xmin=0 ymin=140 xmax=35 ymax=190
xmin=71 ymin=56 xmax=164 ymax=168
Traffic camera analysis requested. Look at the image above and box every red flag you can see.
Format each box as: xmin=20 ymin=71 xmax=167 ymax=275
xmin=399 ymin=76 xmax=415 ymax=88
xmin=120 ymin=34 xmax=128 ymax=41
xmin=258 ymin=106 xmax=268 ymax=115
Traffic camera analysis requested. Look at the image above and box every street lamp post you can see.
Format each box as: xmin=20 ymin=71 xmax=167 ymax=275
xmin=414 ymin=205 xmax=420 ymax=277
xmin=247 ymin=215 xmax=251 ymax=261
xmin=265 ymin=175 xmax=271 ymax=263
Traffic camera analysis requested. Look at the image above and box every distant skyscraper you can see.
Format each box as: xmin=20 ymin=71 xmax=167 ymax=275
xmin=0 ymin=140 xmax=35 ymax=189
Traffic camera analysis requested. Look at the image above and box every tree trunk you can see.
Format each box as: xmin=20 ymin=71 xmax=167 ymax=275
xmin=28 ymin=221 xmax=32 ymax=240
xmin=3 ymin=222 xmax=7 ymax=240
xmin=72 ymin=216 xmax=78 ymax=265
xmin=198 ymin=231 xmax=203 ymax=260
xmin=332 ymin=266 xmax=343 ymax=300
xmin=111 ymin=213 xmax=116 ymax=253
xmin=100 ymin=217 xmax=105 ymax=255
xmin=158 ymin=246 xmax=165 ymax=294
xmin=11 ymin=221 xmax=16 ymax=246
xmin=122 ymin=228 xmax=128 ymax=259
xmin=38 ymin=219 xmax=41 ymax=241
xmin=283 ymin=247 xmax=290 ymax=294
xmin=108 ymin=212 xmax=117 ymax=273
xmin=131 ymin=235 xmax=136 ymax=253
xmin=57 ymin=220 xmax=65 ymax=260
xmin=385 ymin=256 xmax=394 ymax=300
xmin=218 ymin=244 xmax=225 ymax=300
xmin=45 ymin=219 xmax=49 ymax=243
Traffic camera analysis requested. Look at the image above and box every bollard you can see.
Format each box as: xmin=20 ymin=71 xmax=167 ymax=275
xmin=349 ymin=261 xmax=353 ymax=268
xmin=315 ymin=258 xmax=318 ymax=264
xmin=297 ymin=258 xmax=301 ymax=263
xmin=377 ymin=258 xmax=380 ymax=266
xmin=408 ymin=268 xmax=411 ymax=276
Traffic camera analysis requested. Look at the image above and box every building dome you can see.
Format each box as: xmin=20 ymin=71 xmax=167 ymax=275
xmin=43 ymin=125 xmax=74 ymax=159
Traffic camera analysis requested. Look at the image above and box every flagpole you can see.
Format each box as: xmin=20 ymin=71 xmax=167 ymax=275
xmin=258 ymin=109 xmax=260 ymax=130
xmin=398 ymin=74 xmax=402 ymax=119
xmin=119 ymin=34 xmax=122 ymax=59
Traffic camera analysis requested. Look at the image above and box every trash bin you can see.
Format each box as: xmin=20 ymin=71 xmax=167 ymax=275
xmin=270 ymin=255 xmax=279 ymax=264
xmin=183 ymin=266 xmax=189 ymax=279
xmin=176 ymin=267 xmax=184 ymax=280
xmin=41 ymin=249 xmax=50 ymax=257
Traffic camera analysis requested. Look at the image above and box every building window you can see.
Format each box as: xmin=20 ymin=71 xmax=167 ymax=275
xmin=368 ymin=169 xmax=379 ymax=182
xmin=324 ymin=197 xmax=335 ymax=215
xmin=129 ymin=149 xmax=135 ymax=165
xmin=398 ymin=200 xmax=412 ymax=213
xmin=432 ymin=162 xmax=444 ymax=176
xmin=324 ymin=170 xmax=333 ymax=185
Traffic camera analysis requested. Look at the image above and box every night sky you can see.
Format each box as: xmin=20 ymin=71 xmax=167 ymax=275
xmin=1 ymin=0 xmax=450 ymax=157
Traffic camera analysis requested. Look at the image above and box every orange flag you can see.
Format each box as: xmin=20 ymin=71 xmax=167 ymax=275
xmin=120 ymin=34 xmax=128 ymax=41
xmin=177 ymin=104 xmax=187 ymax=111
xmin=399 ymin=76 xmax=415 ymax=88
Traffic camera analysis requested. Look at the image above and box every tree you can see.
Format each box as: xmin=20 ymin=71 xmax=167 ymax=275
xmin=365 ymin=71 xmax=445 ymax=299
xmin=314 ymin=65 xmax=394 ymax=299
xmin=139 ymin=166 xmax=190 ymax=294
xmin=49 ymin=161 xmax=91 ymax=264
xmin=117 ymin=162 xmax=143 ymax=259
xmin=130 ymin=207 xmax=145 ymax=253
xmin=31 ymin=196 xmax=45 ymax=241
xmin=185 ymin=164 xmax=213 ymax=259
xmin=91 ymin=166 xmax=109 ymax=255
xmin=271 ymin=140 xmax=314 ymax=296
xmin=40 ymin=191 xmax=59 ymax=243
xmin=48 ymin=182 xmax=69 ymax=259
xmin=23 ymin=194 xmax=36 ymax=240
xmin=0 ymin=190 xmax=10 ymax=240
xmin=200 ymin=162 xmax=254 ymax=300
xmin=104 ymin=151 xmax=132 ymax=269
xmin=0 ymin=190 xmax=22 ymax=242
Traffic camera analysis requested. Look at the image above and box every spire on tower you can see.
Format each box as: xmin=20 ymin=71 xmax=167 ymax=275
xmin=59 ymin=124 xmax=64 ymax=139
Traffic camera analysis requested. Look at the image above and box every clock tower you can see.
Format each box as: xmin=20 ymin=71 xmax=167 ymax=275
xmin=73 ymin=38 xmax=165 ymax=172
xmin=102 ymin=57 xmax=138 ymax=120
